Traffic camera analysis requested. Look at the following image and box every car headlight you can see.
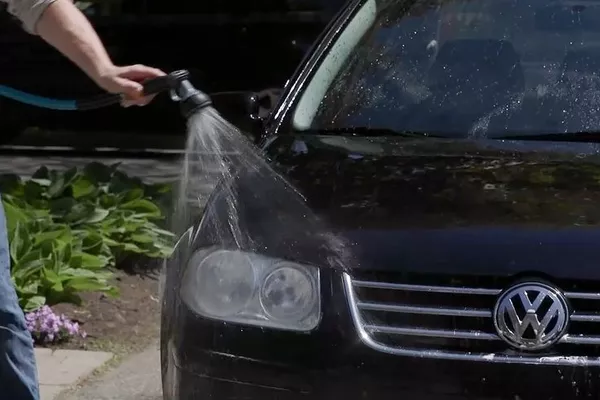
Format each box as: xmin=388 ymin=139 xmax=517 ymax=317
xmin=180 ymin=249 xmax=321 ymax=331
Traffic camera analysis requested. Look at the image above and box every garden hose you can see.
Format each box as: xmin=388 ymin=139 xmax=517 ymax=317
xmin=0 ymin=70 xmax=212 ymax=117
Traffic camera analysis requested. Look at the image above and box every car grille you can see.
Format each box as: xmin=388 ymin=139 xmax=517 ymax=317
xmin=343 ymin=272 xmax=600 ymax=366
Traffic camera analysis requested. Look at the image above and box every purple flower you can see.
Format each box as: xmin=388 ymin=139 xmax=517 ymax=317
xmin=24 ymin=305 xmax=87 ymax=345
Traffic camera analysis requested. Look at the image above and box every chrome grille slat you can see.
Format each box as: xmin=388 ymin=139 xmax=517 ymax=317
xmin=344 ymin=273 xmax=600 ymax=366
xmin=570 ymin=313 xmax=600 ymax=323
xmin=364 ymin=325 xmax=499 ymax=340
xmin=565 ymin=292 xmax=600 ymax=300
xmin=352 ymin=279 xmax=500 ymax=295
xmin=561 ymin=334 xmax=600 ymax=345
xmin=357 ymin=301 xmax=492 ymax=317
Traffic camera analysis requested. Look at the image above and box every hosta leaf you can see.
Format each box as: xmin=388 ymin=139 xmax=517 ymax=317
xmin=23 ymin=296 xmax=46 ymax=312
xmin=120 ymin=199 xmax=161 ymax=217
xmin=122 ymin=188 xmax=144 ymax=203
xmin=47 ymin=167 xmax=79 ymax=199
xmin=85 ymin=208 xmax=110 ymax=224
xmin=81 ymin=232 xmax=104 ymax=253
xmin=72 ymin=175 xmax=97 ymax=198
xmin=12 ymin=250 xmax=44 ymax=280
xmin=24 ymin=181 xmax=44 ymax=202
xmin=78 ymin=252 xmax=110 ymax=269
xmin=50 ymin=197 xmax=77 ymax=216
xmin=30 ymin=178 xmax=51 ymax=187
xmin=66 ymin=278 xmax=112 ymax=292
xmin=32 ymin=166 xmax=50 ymax=180
xmin=84 ymin=162 xmax=115 ymax=183
xmin=61 ymin=242 xmax=72 ymax=264
xmin=18 ymin=282 xmax=40 ymax=295
xmin=9 ymin=222 xmax=30 ymax=263
xmin=64 ymin=203 xmax=96 ymax=224
xmin=2 ymin=198 xmax=30 ymax=233
xmin=131 ymin=233 xmax=154 ymax=244
xmin=123 ymin=242 xmax=144 ymax=253
xmin=33 ymin=227 xmax=71 ymax=244
xmin=43 ymin=268 xmax=61 ymax=284
xmin=151 ymin=226 xmax=176 ymax=237
xmin=99 ymin=193 xmax=119 ymax=209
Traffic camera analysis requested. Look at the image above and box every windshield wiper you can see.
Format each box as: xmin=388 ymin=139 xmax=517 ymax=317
xmin=304 ymin=127 xmax=445 ymax=138
xmin=492 ymin=132 xmax=600 ymax=143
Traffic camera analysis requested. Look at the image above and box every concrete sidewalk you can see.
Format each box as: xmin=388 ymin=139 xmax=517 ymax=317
xmin=36 ymin=348 xmax=113 ymax=400
xmin=56 ymin=342 xmax=161 ymax=400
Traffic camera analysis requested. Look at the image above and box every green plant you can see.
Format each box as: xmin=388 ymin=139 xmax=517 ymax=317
xmin=1 ymin=162 xmax=175 ymax=266
xmin=4 ymin=196 xmax=117 ymax=312
xmin=0 ymin=162 xmax=176 ymax=311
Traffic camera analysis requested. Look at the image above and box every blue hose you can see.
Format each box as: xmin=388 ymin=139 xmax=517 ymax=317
xmin=0 ymin=84 xmax=77 ymax=111
xmin=0 ymin=71 xmax=208 ymax=113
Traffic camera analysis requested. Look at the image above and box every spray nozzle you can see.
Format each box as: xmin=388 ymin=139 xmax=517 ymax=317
xmin=142 ymin=70 xmax=212 ymax=118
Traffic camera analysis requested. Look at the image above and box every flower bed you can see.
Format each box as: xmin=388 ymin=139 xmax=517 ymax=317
xmin=25 ymin=305 xmax=87 ymax=345
xmin=0 ymin=162 xmax=175 ymax=345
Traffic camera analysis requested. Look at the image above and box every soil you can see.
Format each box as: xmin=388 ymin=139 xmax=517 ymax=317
xmin=50 ymin=267 xmax=161 ymax=357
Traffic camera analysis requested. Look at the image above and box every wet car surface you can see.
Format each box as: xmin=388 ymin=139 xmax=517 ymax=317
xmin=161 ymin=0 xmax=600 ymax=398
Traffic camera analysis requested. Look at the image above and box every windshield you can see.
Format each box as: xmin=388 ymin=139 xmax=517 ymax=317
xmin=291 ymin=0 xmax=600 ymax=138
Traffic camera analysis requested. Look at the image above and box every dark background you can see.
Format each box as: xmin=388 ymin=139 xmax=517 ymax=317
xmin=0 ymin=0 xmax=346 ymax=144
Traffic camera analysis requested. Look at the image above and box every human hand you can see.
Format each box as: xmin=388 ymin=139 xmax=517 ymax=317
xmin=94 ymin=64 xmax=166 ymax=107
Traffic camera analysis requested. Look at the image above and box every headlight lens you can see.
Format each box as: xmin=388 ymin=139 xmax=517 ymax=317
xmin=260 ymin=264 xmax=317 ymax=321
xmin=180 ymin=249 xmax=321 ymax=331
xmin=194 ymin=250 xmax=256 ymax=317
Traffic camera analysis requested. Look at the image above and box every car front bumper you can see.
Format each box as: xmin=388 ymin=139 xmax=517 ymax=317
xmin=164 ymin=328 xmax=600 ymax=400
xmin=162 ymin=267 xmax=600 ymax=400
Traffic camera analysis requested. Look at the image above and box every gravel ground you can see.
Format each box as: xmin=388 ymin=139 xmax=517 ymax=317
xmin=0 ymin=154 xmax=183 ymax=183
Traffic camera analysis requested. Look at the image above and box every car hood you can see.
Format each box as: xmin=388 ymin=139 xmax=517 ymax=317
xmin=197 ymin=134 xmax=600 ymax=280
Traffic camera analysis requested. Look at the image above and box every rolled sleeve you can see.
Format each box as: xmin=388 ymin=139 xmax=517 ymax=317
xmin=1 ymin=0 xmax=58 ymax=34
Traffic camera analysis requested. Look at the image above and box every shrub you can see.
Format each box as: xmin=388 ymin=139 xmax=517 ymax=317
xmin=1 ymin=162 xmax=175 ymax=262
xmin=0 ymin=162 xmax=176 ymax=312
xmin=5 ymin=196 xmax=117 ymax=311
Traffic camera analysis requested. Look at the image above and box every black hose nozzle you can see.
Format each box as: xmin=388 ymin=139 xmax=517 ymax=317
xmin=142 ymin=70 xmax=212 ymax=118
xmin=141 ymin=69 xmax=188 ymax=96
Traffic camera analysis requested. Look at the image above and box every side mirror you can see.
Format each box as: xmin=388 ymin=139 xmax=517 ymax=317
xmin=209 ymin=89 xmax=282 ymax=142
xmin=248 ymin=88 xmax=282 ymax=119
xmin=208 ymin=91 xmax=260 ymax=141
xmin=248 ymin=93 xmax=262 ymax=122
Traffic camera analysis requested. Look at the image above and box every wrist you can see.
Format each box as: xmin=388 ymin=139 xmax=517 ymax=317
xmin=89 ymin=62 xmax=117 ymax=85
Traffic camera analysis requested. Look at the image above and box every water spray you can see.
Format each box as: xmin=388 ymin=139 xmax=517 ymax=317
xmin=0 ymin=69 xmax=212 ymax=117
xmin=0 ymin=67 xmax=351 ymax=271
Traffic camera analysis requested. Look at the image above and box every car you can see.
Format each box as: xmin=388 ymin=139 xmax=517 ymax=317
xmin=160 ymin=0 xmax=600 ymax=398
xmin=0 ymin=0 xmax=346 ymax=143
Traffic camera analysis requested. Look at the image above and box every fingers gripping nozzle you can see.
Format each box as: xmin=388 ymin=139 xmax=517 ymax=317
xmin=142 ymin=70 xmax=213 ymax=118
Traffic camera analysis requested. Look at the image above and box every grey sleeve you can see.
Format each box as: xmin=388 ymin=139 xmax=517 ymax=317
xmin=1 ymin=0 xmax=58 ymax=34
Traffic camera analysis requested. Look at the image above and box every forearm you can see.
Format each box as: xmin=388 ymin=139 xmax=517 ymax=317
xmin=35 ymin=0 xmax=114 ymax=83
xmin=2 ymin=0 xmax=163 ymax=102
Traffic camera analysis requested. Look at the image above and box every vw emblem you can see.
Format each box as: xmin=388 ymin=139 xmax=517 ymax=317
xmin=493 ymin=282 xmax=569 ymax=351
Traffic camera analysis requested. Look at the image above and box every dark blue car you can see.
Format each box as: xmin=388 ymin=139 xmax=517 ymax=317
xmin=161 ymin=0 xmax=600 ymax=398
